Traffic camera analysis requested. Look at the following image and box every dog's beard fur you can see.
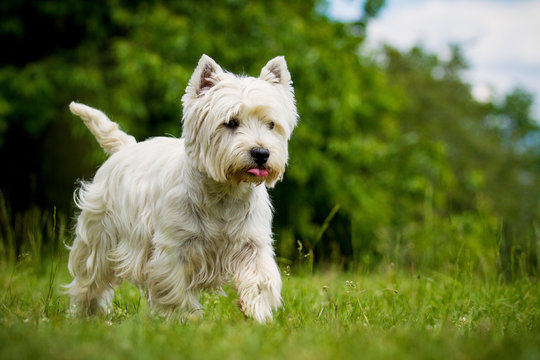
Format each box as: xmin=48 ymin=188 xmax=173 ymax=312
xmin=65 ymin=55 xmax=298 ymax=323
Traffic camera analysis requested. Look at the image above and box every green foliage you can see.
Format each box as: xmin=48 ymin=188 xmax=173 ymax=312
xmin=1 ymin=0 xmax=539 ymax=273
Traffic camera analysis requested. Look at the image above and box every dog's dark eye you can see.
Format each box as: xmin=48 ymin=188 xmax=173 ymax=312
xmin=225 ymin=118 xmax=239 ymax=129
xmin=268 ymin=121 xmax=275 ymax=130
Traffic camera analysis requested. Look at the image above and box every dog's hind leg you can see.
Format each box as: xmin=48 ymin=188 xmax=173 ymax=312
xmin=65 ymin=208 xmax=119 ymax=315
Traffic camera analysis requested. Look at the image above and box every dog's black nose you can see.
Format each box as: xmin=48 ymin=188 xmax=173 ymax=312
xmin=251 ymin=147 xmax=270 ymax=166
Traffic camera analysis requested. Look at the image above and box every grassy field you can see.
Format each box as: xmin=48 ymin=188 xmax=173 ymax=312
xmin=0 ymin=210 xmax=539 ymax=359
xmin=1 ymin=257 xmax=539 ymax=359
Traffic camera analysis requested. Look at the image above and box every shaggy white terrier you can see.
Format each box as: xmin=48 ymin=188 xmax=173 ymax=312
xmin=65 ymin=55 xmax=298 ymax=323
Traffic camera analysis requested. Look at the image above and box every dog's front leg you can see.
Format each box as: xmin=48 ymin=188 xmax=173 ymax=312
xmin=232 ymin=242 xmax=282 ymax=323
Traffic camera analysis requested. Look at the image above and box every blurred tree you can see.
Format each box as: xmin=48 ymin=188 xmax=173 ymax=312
xmin=497 ymin=87 xmax=538 ymax=141
xmin=383 ymin=45 xmax=540 ymax=273
xmin=0 ymin=0 xmax=538 ymax=272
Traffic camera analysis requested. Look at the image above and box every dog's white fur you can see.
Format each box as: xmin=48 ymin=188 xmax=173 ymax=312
xmin=65 ymin=55 xmax=298 ymax=323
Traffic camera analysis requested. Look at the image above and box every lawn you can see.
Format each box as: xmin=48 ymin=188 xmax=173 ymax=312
xmin=1 ymin=249 xmax=539 ymax=360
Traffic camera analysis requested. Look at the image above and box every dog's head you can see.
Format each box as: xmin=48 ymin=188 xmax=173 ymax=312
xmin=181 ymin=55 xmax=298 ymax=187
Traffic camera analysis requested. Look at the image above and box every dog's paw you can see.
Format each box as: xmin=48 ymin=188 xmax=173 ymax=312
xmin=237 ymin=281 xmax=282 ymax=323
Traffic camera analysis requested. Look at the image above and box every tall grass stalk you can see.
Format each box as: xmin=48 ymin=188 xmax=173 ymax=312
xmin=0 ymin=194 xmax=16 ymax=264
xmin=43 ymin=207 xmax=65 ymax=317
xmin=297 ymin=204 xmax=340 ymax=274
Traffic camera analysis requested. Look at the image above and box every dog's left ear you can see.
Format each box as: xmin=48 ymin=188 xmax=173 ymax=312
xmin=188 ymin=54 xmax=224 ymax=96
xmin=260 ymin=56 xmax=292 ymax=87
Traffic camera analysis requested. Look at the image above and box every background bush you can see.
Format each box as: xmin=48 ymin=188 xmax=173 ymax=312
xmin=1 ymin=0 xmax=539 ymax=275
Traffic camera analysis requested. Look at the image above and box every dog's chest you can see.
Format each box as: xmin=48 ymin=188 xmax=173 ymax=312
xmin=196 ymin=197 xmax=251 ymax=241
xmin=175 ymin=198 xmax=254 ymax=289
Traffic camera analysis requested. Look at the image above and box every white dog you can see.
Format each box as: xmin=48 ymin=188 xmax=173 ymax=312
xmin=65 ymin=55 xmax=298 ymax=323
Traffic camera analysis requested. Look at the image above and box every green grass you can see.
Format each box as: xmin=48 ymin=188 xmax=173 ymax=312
xmin=1 ymin=252 xmax=539 ymax=360
xmin=0 ymin=206 xmax=539 ymax=359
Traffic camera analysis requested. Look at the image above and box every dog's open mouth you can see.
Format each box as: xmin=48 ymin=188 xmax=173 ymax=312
xmin=247 ymin=168 xmax=269 ymax=178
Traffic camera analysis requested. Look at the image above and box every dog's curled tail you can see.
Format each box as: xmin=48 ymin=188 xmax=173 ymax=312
xmin=69 ymin=102 xmax=136 ymax=155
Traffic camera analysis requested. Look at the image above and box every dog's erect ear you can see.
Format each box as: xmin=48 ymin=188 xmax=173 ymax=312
xmin=259 ymin=56 xmax=291 ymax=87
xmin=188 ymin=54 xmax=224 ymax=96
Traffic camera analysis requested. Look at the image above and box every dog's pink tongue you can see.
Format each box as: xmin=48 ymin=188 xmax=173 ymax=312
xmin=247 ymin=168 xmax=269 ymax=178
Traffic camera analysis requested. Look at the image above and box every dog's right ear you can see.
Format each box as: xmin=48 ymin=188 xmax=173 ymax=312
xmin=260 ymin=56 xmax=292 ymax=87
xmin=187 ymin=54 xmax=224 ymax=96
